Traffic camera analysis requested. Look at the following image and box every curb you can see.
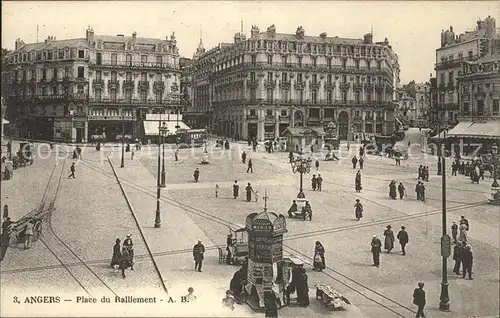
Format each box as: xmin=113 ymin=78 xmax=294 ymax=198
xmin=107 ymin=157 xmax=169 ymax=295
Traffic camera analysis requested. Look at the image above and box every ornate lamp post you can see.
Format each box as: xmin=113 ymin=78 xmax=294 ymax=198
xmin=439 ymin=125 xmax=451 ymax=311
xmin=160 ymin=121 xmax=168 ymax=188
xmin=290 ymin=156 xmax=312 ymax=199
xmin=120 ymin=120 xmax=125 ymax=168
xmin=155 ymin=117 xmax=167 ymax=228
xmin=491 ymin=146 xmax=499 ymax=188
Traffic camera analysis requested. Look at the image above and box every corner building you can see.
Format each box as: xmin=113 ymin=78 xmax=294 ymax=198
xmin=5 ymin=27 xmax=180 ymax=142
xmin=192 ymin=25 xmax=400 ymax=141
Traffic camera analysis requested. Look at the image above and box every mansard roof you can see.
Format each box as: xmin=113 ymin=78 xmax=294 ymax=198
xmin=14 ymin=38 xmax=88 ymax=53
xmin=253 ymin=32 xmax=365 ymax=45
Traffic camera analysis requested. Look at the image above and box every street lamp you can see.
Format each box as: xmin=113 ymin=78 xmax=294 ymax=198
xmin=290 ymin=156 xmax=312 ymax=199
xmin=120 ymin=120 xmax=125 ymax=168
xmin=160 ymin=121 xmax=168 ymax=188
xmin=155 ymin=117 xmax=167 ymax=228
xmin=492 ymin=146 xmax=499 ymax=188
xmin=439 ymin=126 xmax=451 ymax=312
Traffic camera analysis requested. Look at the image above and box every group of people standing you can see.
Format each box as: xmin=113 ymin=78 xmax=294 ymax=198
xmin=370 ymin=225 xmax=410 ymax=267
xmin=232 ymin=181 xmax=257 ymax=202
xmin=417 ymin=165 xmax=430 ymax=182
xmin=389 ymin=180 xmax=406 ymax=200
xmin=110 ymin=234 xmax=134 ymax=278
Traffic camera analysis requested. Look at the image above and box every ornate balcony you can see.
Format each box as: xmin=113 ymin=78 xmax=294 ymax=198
xmin=248 ymin=81 xmax=258 ymax=89
xmin=153 ymin=81 xmax=165 ymax=91
xmin=246 ymin=115 xmax=258 ymax=120
xmin=310 ymin=82 xmax=321 ymax=90
xmin=340 ymin=83 xmax=350 ymax=91
xmin=123 ymin=80 xmax=134 ymax=88
xmin=138 ymin=80 xmax=150 ymax=90
xmin=264 ymin=79 xmax=277 ymax=89
xmin=325 ymin=83 xmax=336 ymax=90
xmin=294 ymin=81 xmax=306 ymax=90
xmin=93 ymin=79 xmax=104 ymax=87
xmin=279 ymin=81 xmax=291 ymax=90
xmin=265 ymin=115 xmax=275 ymax=123
xmin=108 ymin=80 xmax=119 ymax=88
xmin=353 ymin=83 xmax=363 ymax=91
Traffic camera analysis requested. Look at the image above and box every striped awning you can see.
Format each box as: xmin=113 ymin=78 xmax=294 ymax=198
xmin=143 ymin=120 xmax=190 ymax=136
xmin=446 ymin=121 xmax=500 ymax=139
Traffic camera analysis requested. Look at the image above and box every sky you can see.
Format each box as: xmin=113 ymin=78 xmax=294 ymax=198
xmin=2 ymin=1 xmax=498 ymax=84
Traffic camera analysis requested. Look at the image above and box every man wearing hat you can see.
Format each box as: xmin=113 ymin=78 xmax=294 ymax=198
xmin=452 ymin=241 xmax=463 ymax=275
xmin=193 ymin=240 xmax=205 ymax=272
xmin=459 ymin=215 xmax=469 ymax=231
xmin=396 ymin=226 xmax=409 ymax=256
xmin=370 ymin=235 xmax=382 ymax=267
xmin=412 ymin=282 xmax=426 ymax=318
xmin=451 ymin=221 xmax=458 ymax=243
xmin=461 ymin=244 xmax=473 ymax=280
xmin=0 ymin=216 xmax=14 ymax=262
xmin=123 ymin=234 xmax=134 ymax=270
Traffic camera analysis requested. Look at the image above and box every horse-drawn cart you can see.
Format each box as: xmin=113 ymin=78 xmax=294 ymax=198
xmin=10 ymin=207 xmax=50 ymax=243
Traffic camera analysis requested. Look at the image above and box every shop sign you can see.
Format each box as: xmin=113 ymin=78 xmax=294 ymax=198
xmin=73 ymin=121 xmax=85 ymax=128
xmin=251 ymin=219 xmax=273 ymax=233
xmin=273 ymin=217 xmax=287 ymax=234
xmin=88 ymin=115 xmax=135 ymax=121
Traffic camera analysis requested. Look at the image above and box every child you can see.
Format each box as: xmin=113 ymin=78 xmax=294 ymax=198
xmin=215 ymin=184 xmax=219 ymax=198
xmin=254 ymin=190 xmax=259 ymax=202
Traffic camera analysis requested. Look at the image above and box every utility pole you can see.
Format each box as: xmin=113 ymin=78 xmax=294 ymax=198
xmin=439 ymin=127 xmax=451 ymax=311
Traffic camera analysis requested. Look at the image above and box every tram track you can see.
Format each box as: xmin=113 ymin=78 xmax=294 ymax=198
xmin=33 ymin=156 xmax=119 ymax=298
xmin=76 ymin=159 xmax=488 ymax=317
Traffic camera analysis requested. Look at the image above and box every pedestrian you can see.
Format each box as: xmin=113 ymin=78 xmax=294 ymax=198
xmin=359 ymin=157 xmax=364 ymax=169
xmin=461 ymin=245 xmax=473 ymax=280
xmin=24 ymin=220 xmax=34 ymax=249
xmin=68 ymin=162 xmax=76 ymax=179
xmin=452 ymin=241 xmax=463 ymax=275
xmin=459 ymin=215 xmax=469 ymax=231
xmin=296 ymin=267 xmax=310 ymax=307
xmin=355 ymin=170 xmax=362 ymax=193
xmin=354 ymin=199 xmax=363 ymax=221
xmin=312 ymin=241 xmax=326 ymax=271
xmin=415 ymin=182 xmax=421 ymax=201
xmin=130 ymin=149 xmax=135 ymax=160
xmin=311 ymin=174 xmax=317 ymax=191
xmin=264 ymin=291 xmax=279 ymax=317
xmin=247 ymin=159 xmax=253 ymax=173
xmin=352 ymin=156 xmax=358 ymax=169
xmin=303 ymin=201 xmax=313 ymax=221
xmin=241 ymin=151 xmax=247 ymax=164
xmin=184 ymin=287 xmax=197 ymax=302
xmin=123 ymin=234 xmax=134 ymax=270
xmin=222 ymin=290 xmax=236 ymax=310
xmin=110 ymin=238 xmax=121 ymax=272
xmin=315 ymin=159 xmax=319 ymax=171
xmin=347 ymin=141 xmax=350 ymax=151
xmin=412 ymin=282 xmax=426 ymax=318
xmin=396 ymin=226 xmax=409 ymax=255
xmin=395 ymin=157 xmax=401 ymax=165
xmin=383 ymin=225 xmax=395 ymax=253
xmin=288 ymin=200 xmax=298 ymax=218
xmin=233 ymin=181 xmax=239 ymax=199
xmin=451 ymin=221 xmax=458 ymax=243
xmin=119 ymin=246 xmax=131 ymax=278
xmin=371 ymin=235 xmax=382 ymax=267
xmin=459 ymin=223 xmax=468 ymax=243
xmin=398 ymin=182 xmax=406 ymax=200
xmin=254 ymin=190 xmax=259 ymax=202
xmin=193 ymin=168 xmax=200 ymax=182
xmin=452 ymin=162 xmax=457 ymax=176
xmin=421 ymin=182 xmax=426 ymax=201
xmin=3 ymin=205 xmax=8 ymax=219
xmin=215 ymin=184 xmax=219 ymax=198
xmin=193 ymin=240 xmax=205 ymax=272
xmin=389 ymin=180 xmax=397 ymax=199
xmin=245 ymin=183 xmax=254 ymax=202
xmin=174 ymin=149 xmax=179 ymax=161
xmin=289 ymin=151 xmax=294 ymax=163
xmin=316 ymin=174 xmax=323 ymax=191
xmin=418 ymin=165 xmax=423 ymax=180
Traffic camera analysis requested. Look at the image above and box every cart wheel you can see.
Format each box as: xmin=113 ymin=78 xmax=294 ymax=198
xmin=33 ymin=221 xmax=43 ymax=240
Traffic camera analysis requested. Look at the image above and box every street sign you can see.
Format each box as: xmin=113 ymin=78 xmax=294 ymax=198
xmin=441 ymin=234 xmax=451 ymax=258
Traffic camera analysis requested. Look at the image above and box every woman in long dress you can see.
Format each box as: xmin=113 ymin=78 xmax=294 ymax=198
xmin=383 ymin=225 xmax=395 ymax=253
xmin=389 ymin=181 xmax=397 ymax=199
xmin=110 ymin=238 xmax=121 ymax=270
xmin=245 ymin=183 xmax=253 ymax=202
xmin=355 ymin=171 xmax=362 ymax=193
xmin=354 ymin=199 xmax=363 ymax=221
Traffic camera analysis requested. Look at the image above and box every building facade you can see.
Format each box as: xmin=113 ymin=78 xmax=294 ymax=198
xmin=5 ymin=27 xmax=180 ymax=142
xmin=190 ymin=25 xmax=399 ymax=141
xmin=397 ymin=81 xmax=431 ymax=127
xmin=432 ymin=16 xmax=499 ymax=126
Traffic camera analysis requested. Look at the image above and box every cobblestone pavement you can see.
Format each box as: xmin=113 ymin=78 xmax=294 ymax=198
xmin=1 ymin=150 xmax=164 ymax=317
xmin=133 ymin=141 xmax=498 ymax=318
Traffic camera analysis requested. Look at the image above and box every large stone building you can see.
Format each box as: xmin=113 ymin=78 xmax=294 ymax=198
xmin=4 ymin=27 xmax=180 ymax=142
xmin=446 ymin=52 xmax=500 ymax=150
xmin=396 ymin=81 xmax=431 ymax=127
xmin=189 ymin=25 xmax=400 ymax=141
xmin=432 ymin=16 xmax=499 ymax=126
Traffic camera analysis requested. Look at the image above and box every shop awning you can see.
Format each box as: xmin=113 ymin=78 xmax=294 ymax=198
xmin=2 ymin=118 xmax=9 ymax=125
xmin=446 ymin=121 xmax=500 ymax=139
xmin=143 ymin=120 xmax=190 ymax=136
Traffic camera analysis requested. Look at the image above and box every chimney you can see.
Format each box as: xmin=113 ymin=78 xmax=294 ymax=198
xmin=251 ymin=25 xmax=260 ymax=38
xmin=363 ymin=33 xmax=373 ymax=44
xmin=266 ymin=25 xmax=276 ymax=38
xmin=15 ymin=38 xmax=25 ymax=50
xmin=320 ymin=32 xmax=327 ymax=39
xmin=132 ymin=31 xmax=137 ymax=40
xmin=86 ymin=26 xmax=94 ymax=44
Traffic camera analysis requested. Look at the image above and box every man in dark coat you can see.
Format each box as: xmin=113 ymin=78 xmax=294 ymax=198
xmin=461 ymin=245 xmax=473 ymax=280
xmin=415 ymin=182 xmax=422 ymax=201
xmin=296 ymin=267 xmax=310 ymax=307
xmin=418 ymin=165 xmax=423 ymax=180
xmin=398 ymin=182 xmax=406 ymax=200
xmin=316 ymin=174 xmax=323 ymax=191
xmin=110 ymin=238 xmax=122 ymax=271
xmin=264 ymin=291 xmax=278 ymax=318
xmin=359 ymin=157 xmax=364 ymax=169
xmin=311 ymin=175 xmax=317 ymax=191
xmin=193 ymin=240 xmax=205 ymax=272
xmin=459 ymin=216 xmax=469 ymax=231
xmin=247 ymin=159 xmax=253 ymax=173
xmin=451 ymin=221 xmax=458 ymax=243
xmin=233 ymin=181 xmax=240 ymax=199
xmin=452 ymin=241 xmax=463 ymax=275
xmin=355 ymin=171 xmax=362 ymax=193
xmin=413 ymin=282 xmax=426 ymax=318
xmin=68 ymin=162 xmax=76 ymax=179
xmin=371 ymin=235 xmax=382 ymax=267
xmin=241 ymin=151 xmax=247 ymax=164
xmin=288 ymin=200 xmax=298 ymax=218
xmin=396 ymin=226 xmax=409 ymax=255
xmin=351 ymin=156 xmax=358 ymax=169
xmin=0 ymin=217 xmax=14 ymax=262
xmin=123 ymin=234 xmax=134 ymax=270
xmin=193 ymin=168 xmax=200 ymax=182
